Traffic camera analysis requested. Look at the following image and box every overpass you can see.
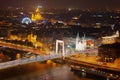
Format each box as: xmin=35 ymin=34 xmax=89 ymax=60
xmin=0 ymin=41 xmax=45 ymax=54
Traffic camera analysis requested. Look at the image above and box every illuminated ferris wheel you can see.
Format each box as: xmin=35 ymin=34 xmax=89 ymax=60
xmin=22 ymin=17 xmax=32 ymax=24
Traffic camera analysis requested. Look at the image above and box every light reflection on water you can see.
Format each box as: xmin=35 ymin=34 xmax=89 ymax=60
xmin=0 ymin=61 xmax=88 ymax=80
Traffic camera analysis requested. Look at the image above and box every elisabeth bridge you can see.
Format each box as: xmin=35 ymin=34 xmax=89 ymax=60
xmin=0 ymin=39 xmax=97 ymax=70
xmin=0 ymin=40 xmax=69 ymax=70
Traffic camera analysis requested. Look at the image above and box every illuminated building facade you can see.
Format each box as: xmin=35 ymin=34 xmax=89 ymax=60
xmin=27 ymin=34 xmax=37 ymax=43
xmin=101 ymin=31 xmax=119 ymax=45
xmin=75 ymin=33 xmax=87 ymax=51
xmin=31 ymin=7 xmax=43 ymax=21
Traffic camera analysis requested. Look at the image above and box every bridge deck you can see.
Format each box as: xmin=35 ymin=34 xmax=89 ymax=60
xmin=0 ymin=54 xmax=63 ymax=70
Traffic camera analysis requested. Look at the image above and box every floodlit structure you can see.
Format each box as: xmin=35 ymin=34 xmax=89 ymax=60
xmin=56 ymin=40 xmax=65 ymax=56
xmin=27 ymin=34 xmax=37 ymax=43
xmin=22 ymin=17 xmax=32 ymax=24
xmin=31 ymin=7 xmax=43 ymax=21
xmin=102 ymin=31 xmax=119 ymax=44
xmin=75 ymin=33 xmax=87 ymax=51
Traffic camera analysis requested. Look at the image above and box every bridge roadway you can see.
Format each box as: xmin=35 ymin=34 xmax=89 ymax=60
xmin=0 ymin=41 xmax=44 ymax=54
xmin=0 ymin=53 xmax=63 ymax=70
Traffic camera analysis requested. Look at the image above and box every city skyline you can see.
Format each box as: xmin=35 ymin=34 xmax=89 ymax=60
xmin=0 ymin=0 xmax=120 ymax=9
xmin=0 ymin=0 xmax=120 ymax=80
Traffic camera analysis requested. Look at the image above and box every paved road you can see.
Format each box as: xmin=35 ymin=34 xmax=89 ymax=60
xmin=68 ymin=54 xmax=120 ymax=72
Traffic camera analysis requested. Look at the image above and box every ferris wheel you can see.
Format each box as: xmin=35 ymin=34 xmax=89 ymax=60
xmin=22 ymin=17 xmax=32 ymax=24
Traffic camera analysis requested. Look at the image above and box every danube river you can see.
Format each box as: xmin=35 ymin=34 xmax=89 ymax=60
xmin=0 ymin=60 xmax=106 ymax=80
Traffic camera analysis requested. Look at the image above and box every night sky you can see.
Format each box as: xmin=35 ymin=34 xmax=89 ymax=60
xmin=0 ymin=0 xmax=120 ymax=9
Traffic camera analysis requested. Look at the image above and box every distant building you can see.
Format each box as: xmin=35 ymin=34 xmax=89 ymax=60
xmin=27 ymin=34 xmax=37 ymax=43
xmin=75 ymin=33 xmax=86 ymax=51
xmin=31 ymin=7 xmax=43 ymax=21
xmin=101 ymin=31 xmax=119 ymax=45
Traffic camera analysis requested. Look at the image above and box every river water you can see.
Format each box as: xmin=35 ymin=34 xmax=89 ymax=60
xmin=0 ymin=61 xmax=92 ymax=80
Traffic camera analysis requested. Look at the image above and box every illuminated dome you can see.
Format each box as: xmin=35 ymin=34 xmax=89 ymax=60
xmin=31 ymin=7 xmax=43 ymax=21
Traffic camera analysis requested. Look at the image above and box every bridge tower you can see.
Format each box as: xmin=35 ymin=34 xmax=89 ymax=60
xmin=56 ymin=40 xmax=65 ymax=56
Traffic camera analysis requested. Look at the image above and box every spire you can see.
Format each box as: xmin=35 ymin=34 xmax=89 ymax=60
xmin=76 ymin=32 xmax=79 ymax=44
xmin=76 ymin=32 xmax=79 ymax=41
xmin=75 ymin=32 xmax=79 ymax=51
xmin=82 ymin=33 xmax=86 ymax=40
xmin=36 ymin=7 xmax=40 ymax=13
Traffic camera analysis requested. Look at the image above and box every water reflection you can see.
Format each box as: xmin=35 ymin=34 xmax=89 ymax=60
xmin=0 ymin=59 xmax=109 ymax=80
xmin=0 ymin=61 xmax=84 ymax=80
